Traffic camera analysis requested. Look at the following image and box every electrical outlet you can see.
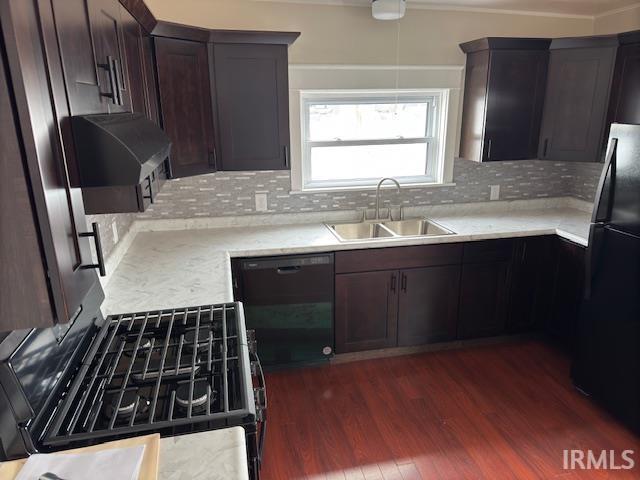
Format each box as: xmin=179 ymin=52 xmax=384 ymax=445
xmin=490 ymin=185 xmax=500 ymax=201
xmin=111 ymin=221 xmax=119 ymax=244
xmin=255 ymin=193 xmax=268 ymax=212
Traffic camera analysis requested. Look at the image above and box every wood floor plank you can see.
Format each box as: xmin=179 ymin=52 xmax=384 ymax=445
xmin=261 ymin=341 xmax=639 ymax=480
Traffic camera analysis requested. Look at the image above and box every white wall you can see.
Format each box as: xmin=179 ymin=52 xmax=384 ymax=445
xmin=145 ymin=0 xmax=595 ymax=66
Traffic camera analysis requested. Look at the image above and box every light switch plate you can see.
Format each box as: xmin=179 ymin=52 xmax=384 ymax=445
xmin=111 ymin=221 xmax=119 ymax=244
xmin=255 ymin=193 xmax=268 ymax=212
xmin=490 ymin=185 xmax=500 ymax=201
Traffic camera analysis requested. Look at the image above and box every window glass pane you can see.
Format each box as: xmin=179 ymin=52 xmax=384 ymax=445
xmin=310 ymin=143 xmax=428 ymax=182
xmin=308 ymin=101 xmax=428 ymax=141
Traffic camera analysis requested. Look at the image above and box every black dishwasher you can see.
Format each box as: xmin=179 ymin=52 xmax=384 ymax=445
xmin=235 ymin=253 xmax=334 ymax=368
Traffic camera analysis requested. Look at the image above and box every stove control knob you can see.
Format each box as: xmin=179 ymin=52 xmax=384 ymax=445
xmin=254 ymin=387 xmax=266 ymax=421
xmin=246 ymin=330 xmax=257 ymax=355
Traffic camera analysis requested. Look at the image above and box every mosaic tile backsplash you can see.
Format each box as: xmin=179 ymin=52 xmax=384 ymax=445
xmin=89 ymin=158 xmax=604 ymax=260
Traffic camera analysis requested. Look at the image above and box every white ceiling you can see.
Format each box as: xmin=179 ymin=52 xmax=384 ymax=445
xmin=254 ymin=0 xmax=640 ymax=17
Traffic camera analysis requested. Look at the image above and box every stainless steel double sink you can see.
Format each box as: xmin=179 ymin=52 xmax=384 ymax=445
xmin=326 ymin=218 xmax=455 ymax=242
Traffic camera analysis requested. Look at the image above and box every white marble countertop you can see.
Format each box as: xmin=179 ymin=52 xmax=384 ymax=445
xmin=101 ymin=198 xmax=592 ymax=315
xmin=159 ymin=427 xmax=249 ymax=480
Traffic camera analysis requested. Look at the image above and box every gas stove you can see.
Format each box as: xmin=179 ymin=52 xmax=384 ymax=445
xmin=0 ymin=300 xmax=265 ymax=479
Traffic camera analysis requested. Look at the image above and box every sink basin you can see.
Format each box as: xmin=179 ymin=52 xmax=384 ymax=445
xmin=382 ymin=218 xmax=454 ymax=237
xmin=326 ymin=218 xmax=455 ymax=242
xmin=327 ymin=222 xmax=395 ymax=241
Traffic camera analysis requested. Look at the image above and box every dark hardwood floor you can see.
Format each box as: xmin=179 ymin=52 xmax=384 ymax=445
xmin=261 ymin=341 xmax=640 ymax=479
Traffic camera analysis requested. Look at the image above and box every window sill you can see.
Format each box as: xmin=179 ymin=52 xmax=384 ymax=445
xmin=289 ymin=182 xmax=457 ymax=195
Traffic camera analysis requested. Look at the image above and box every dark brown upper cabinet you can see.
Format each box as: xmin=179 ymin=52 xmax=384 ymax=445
xmin=606 ymin=31 xmax=640 ymax=136
xmin=459 ymin=38 xmax=550 ymax=162
xmin=538 ymin=36 xmax=618 ymax=163
xmin=120 ymin=6 xmax=147 ymax=116
xmin=211 ymin=43 xmax=291 ymax=171
xmin=48 ymin=0 xmax=165 ymax=215
xmin=1 ymin=0 xmax=103 ymax=331
xmin=155 ymin=37 xmax=217 ymax=178
xmin=152 ymin=26 xmax=299 ymax=176
xmin=87 ymin=0 xmax=132 ymax=113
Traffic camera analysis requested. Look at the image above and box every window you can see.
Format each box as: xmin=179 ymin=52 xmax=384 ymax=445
xmin=300 ymin=90 xmax=448 ymax=190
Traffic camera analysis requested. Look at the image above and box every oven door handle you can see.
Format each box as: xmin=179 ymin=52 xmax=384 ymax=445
xmin=250 ymin=351 xmax=267 ymax=466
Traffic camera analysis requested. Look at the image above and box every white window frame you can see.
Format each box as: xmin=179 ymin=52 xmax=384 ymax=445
xmin=299 ymin=89 xmax=448 ymax=191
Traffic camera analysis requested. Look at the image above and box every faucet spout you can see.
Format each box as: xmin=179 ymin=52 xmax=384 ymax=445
xmin=375 ymin=177 xmax=401 ymax=221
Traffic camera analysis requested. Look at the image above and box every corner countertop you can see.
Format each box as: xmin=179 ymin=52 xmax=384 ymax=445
xmin=101 ymin=198 xmax=592 ymax=316
xmin=159 ymin=427 xmax=249 ymax=480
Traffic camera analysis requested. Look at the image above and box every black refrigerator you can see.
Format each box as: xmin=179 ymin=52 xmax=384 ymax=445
xmin=572 ymin=123 xmax=640 ymax=433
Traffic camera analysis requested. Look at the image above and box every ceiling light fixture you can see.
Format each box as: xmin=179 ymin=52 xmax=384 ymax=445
xmin=372 ymin=0 xmax=406 ymax=20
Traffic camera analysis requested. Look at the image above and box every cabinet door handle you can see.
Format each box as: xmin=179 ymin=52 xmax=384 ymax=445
xmin=111 ymin=57 xmax=124 ymax=106
xmin=486 ymin=138 xmax=492 ymax=161
xmin=521 ymin=242 xmax=527 ymax=262
xmin=79 ymin=222 xmax=106 ymax=277
xmin=208 ymin=149 xmax=217 ymax=169
xmin=542 ymin=138 xmax=549 ymax=158
xmin=401 ymin=273 xmax=407 ymax=293
xmin=142 ymin=176 xmax=153 ymax=204
xmin=283 ymin=145 xmax=289 ymax=168
xmin=99 ymin=55 xmax=119 ymax=105
xmin=390 ymin=274 xmax=397 ymax=293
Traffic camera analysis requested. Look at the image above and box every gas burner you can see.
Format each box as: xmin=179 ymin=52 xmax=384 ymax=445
xmin=131 ymin=353 xmax=200 ymax=382
xmin=184 ymin=327 xmax=213 ymax=351
xmin=120 ymin=336 xmax=153 ymax=357
xmin=105 ymin=391 xmax=150 ymax=419
xmin=175 ymin=382 xmax=216 ymax=411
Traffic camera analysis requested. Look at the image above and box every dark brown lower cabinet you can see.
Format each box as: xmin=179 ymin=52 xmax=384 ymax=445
xmin=335 ymin=271 xmax=398 ymax=353
xmin=397 ymin=266 xmax=461 ymax=346
xmin=507 ymin=236 xmax=556 ymax=332
xmin=546 ymin=238 xmax=586 ymax=348
xmin=458 ymin=260 xmax=510 ymax=339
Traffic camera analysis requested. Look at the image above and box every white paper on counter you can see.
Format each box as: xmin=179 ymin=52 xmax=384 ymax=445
xmin=15 ymin=445 xmax=145 ymax=480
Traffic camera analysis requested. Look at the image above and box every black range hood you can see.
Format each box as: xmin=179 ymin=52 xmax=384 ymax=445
xmin=71 ymin=113 xmax=171 ymax=187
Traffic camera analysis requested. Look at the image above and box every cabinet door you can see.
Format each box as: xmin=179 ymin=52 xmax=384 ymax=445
xmin=538 ymin=46 xmax=616 ymax=162
xmin=608 ymin=44 xmax=640 ymax=127
xmin=484 ymin=50 xmax=548 ymax=161
xmin=397 ymin=266 xmax=461 ymax=346
xmin=141 ymin=36 xmax=160 ymax=125
xmin=155 ymin=37 xmax=217 ymax=177
xmin=212 ymin=43 xmax=290 ymax=171
xmin=4 ymin=0 xmax=100 ymax=325
xmin=458 ymin=261 xmax=510 ymax=339
xmin=459 ymin=50 xmax=489 ymax=162
xmin=49 ymin=0 xmax=106 ymax=116
xmin=87 ymin=0 xmax=131 ymax=113
xmin=0 ymin=38 xmax=54 ymax=331
xmin=120 ymin=6 xmax=146 ymax=116
xmin=547 ymin=238 xmax=585 ymax=347
xmin=335 ymin=271 xmax=398 ymax=353
xmin=507 ymin=237 xmax=555 ymax=332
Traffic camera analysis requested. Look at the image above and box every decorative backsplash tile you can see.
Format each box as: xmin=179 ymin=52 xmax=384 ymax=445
xmin=89 ymin=158 xmax=603 ymax=260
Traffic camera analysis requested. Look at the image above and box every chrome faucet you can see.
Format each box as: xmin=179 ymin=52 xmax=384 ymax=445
xmin=375 ymin=177 xmax=401 ymax=220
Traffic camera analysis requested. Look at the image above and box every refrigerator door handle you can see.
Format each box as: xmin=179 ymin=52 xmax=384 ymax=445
xmin=592 ymin=137 xmax=618 ymax=224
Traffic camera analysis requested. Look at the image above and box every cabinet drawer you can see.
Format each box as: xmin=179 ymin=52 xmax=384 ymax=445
xmin=463 ymin=239 xmax=514 ymax=264
xmin=335 ymin=243 xmax=463 ymax=274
